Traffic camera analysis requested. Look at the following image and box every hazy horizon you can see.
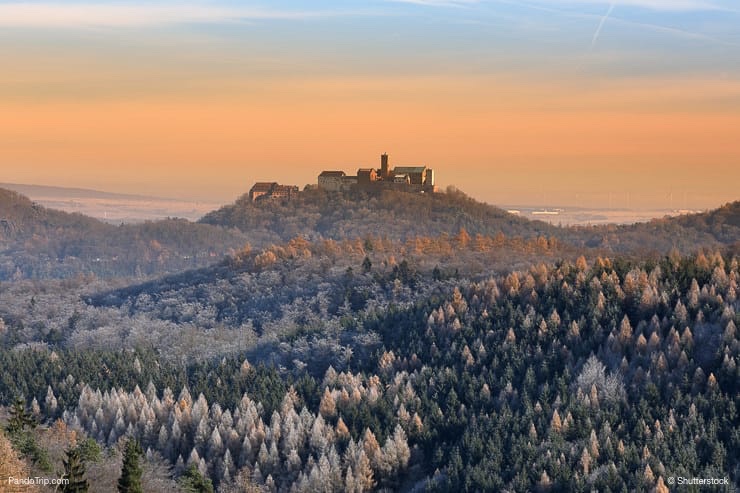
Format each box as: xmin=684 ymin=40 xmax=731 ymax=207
xmin=1 ymin=180 xmax=730 ymax=231
xmin=1 ymin=178 xmax=733 ymax=215
xmin=1 ymin=0 xmax=739 ymax=209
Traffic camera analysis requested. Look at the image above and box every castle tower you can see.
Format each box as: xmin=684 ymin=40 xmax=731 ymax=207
xmin=381 ymin=153 xmax=389 ymax=179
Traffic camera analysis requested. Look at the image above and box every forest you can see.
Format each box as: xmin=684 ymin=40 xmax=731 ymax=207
xmin=3 ymin=185 xmax=740 ymax=280
xmin=1 ymin=186 xmax=738 ymax=491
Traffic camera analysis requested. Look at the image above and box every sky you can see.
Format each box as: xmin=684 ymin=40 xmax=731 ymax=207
xmin=1 ymin=0 xmax=739 ymax=209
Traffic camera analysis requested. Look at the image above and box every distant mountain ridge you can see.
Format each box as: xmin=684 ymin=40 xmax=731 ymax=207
xmin=0 ymin=182 xmax=175 ymax=202
xmin=0 ymin=182 xmax=222 ymax=223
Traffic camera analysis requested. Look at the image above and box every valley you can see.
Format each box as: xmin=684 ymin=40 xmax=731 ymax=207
xmin=0 ymin=185 xmax=738 ymax=491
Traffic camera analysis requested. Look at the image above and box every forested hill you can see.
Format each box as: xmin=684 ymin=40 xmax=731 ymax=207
xmin=199 ymin=187 xmax=559 ymax=244
xmin=672 ymin=201 xmax=740 ymax=239
xmin=2 ymin=186 xmax=739 ymax=280
xmin=0 ymin=187 xmax=101 ymax=232
xmin=200 ymin=188 xmax=740 ymax=254
xmin=0 ymin=188 xmax=248 ymax=280
xmin=3 ymin=246 xmax=738 ymax=491
xmin=1 ymin=187 xmax=738 ymax=490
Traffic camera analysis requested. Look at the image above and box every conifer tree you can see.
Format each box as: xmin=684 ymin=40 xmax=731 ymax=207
xmin=355 ymin=449 xmax=375 ymax=492
xmin=7 ymin=397 xmax=36 ymax=433
xmin=118 ymin=439 xmax=143 ymax=493
xmin=62 ymin=447 xmax=89 ymax=493
xmin=319 ymin=388 xmax=337 ymax=418
xmin=179 ymin=464 xmax=214 ymax=493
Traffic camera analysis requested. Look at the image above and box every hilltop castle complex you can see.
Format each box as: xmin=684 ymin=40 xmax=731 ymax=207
xmin=249 ymin=153 xmax=437 ymax=202
xmin=318 ymin=153 xmax=437 ymax=193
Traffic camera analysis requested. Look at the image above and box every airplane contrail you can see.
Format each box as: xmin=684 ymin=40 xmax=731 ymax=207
xmin=591 ymin=2 xmax=615 ymax=50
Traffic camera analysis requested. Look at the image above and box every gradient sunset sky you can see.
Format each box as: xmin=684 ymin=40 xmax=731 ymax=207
xmin=1 ymin=0 xmax=738 ymax=208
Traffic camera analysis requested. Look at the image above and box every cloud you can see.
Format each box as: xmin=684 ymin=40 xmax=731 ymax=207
xmin=388 ymin=0 xmax=479 ymax=6
xmin=591 ymin=2 xmax=615 ymax=49
xmin=1 ymin=1 xmax=730 ymax=30
xmin=526 ymin=0 xmax=723 ymax=11
xmin=392 ymin=0 xmax=720 ymax=9
xmin=604 ymin=14 xmax=740 ymax=46
xmin=0 ymin=3 xmax=342 ymax=28
xmin=392 ymin=0 xmax=722 ymax=10
xmin=498 ymin=0 xmax=738 ymax=45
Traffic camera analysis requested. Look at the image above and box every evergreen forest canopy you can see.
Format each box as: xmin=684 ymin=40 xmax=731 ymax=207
xmin=0 ymin=184 xmax=738 ymax=492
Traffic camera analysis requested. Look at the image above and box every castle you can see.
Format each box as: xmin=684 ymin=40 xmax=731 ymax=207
xmin=248 ymin=182 xmax=299 ymax=202
xmin=317 ymin=153 xmax=436 ymax=193
xmin=248 ymin=153 xmax=436 ymax=202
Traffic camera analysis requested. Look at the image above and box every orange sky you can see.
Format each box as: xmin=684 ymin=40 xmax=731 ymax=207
xmin=1 ymin=2 xmax=739 ymax=209
xmin=2 ymin=75 xmax=738 ymax=208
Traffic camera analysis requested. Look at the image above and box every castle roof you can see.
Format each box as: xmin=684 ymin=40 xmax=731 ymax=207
xmin=319 ymin=171 xmax=346 ymax=177
xmin=393 ymin=166 xmax=426 ymax=174
xmin=250 ymin=182 xmax=277 ymax=192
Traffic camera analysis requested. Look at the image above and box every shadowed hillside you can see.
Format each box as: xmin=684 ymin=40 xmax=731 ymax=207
xmin=672 ymin=201 xmax=740 ymax=239
xmin=0 ymin=188 xmax=248 ymax=280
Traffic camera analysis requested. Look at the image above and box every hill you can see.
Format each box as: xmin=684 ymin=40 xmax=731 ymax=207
xmin=199 ymin=187 xmax=560 ymax=245
xmin=672 ymin=200 xmax=740 ymax=240
xmin=0 ymin=188 xmax=248 ymax=280
xmin=0 ymin=182 xmax=163 ymax=201
xmin=1 ymin=243 xmax=737 ymax=491
xmin=2 ymin=185 xmax=739 ymax=280
xmin=0 ymin=182 xmax=222 ymax=223
xmin=201 ymin=187 xmax=740 ymax=254
xmin=0 ymin=188 xmax=738 ymax=491
xmin=582 ymin=200 xmax=740 ymax=252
